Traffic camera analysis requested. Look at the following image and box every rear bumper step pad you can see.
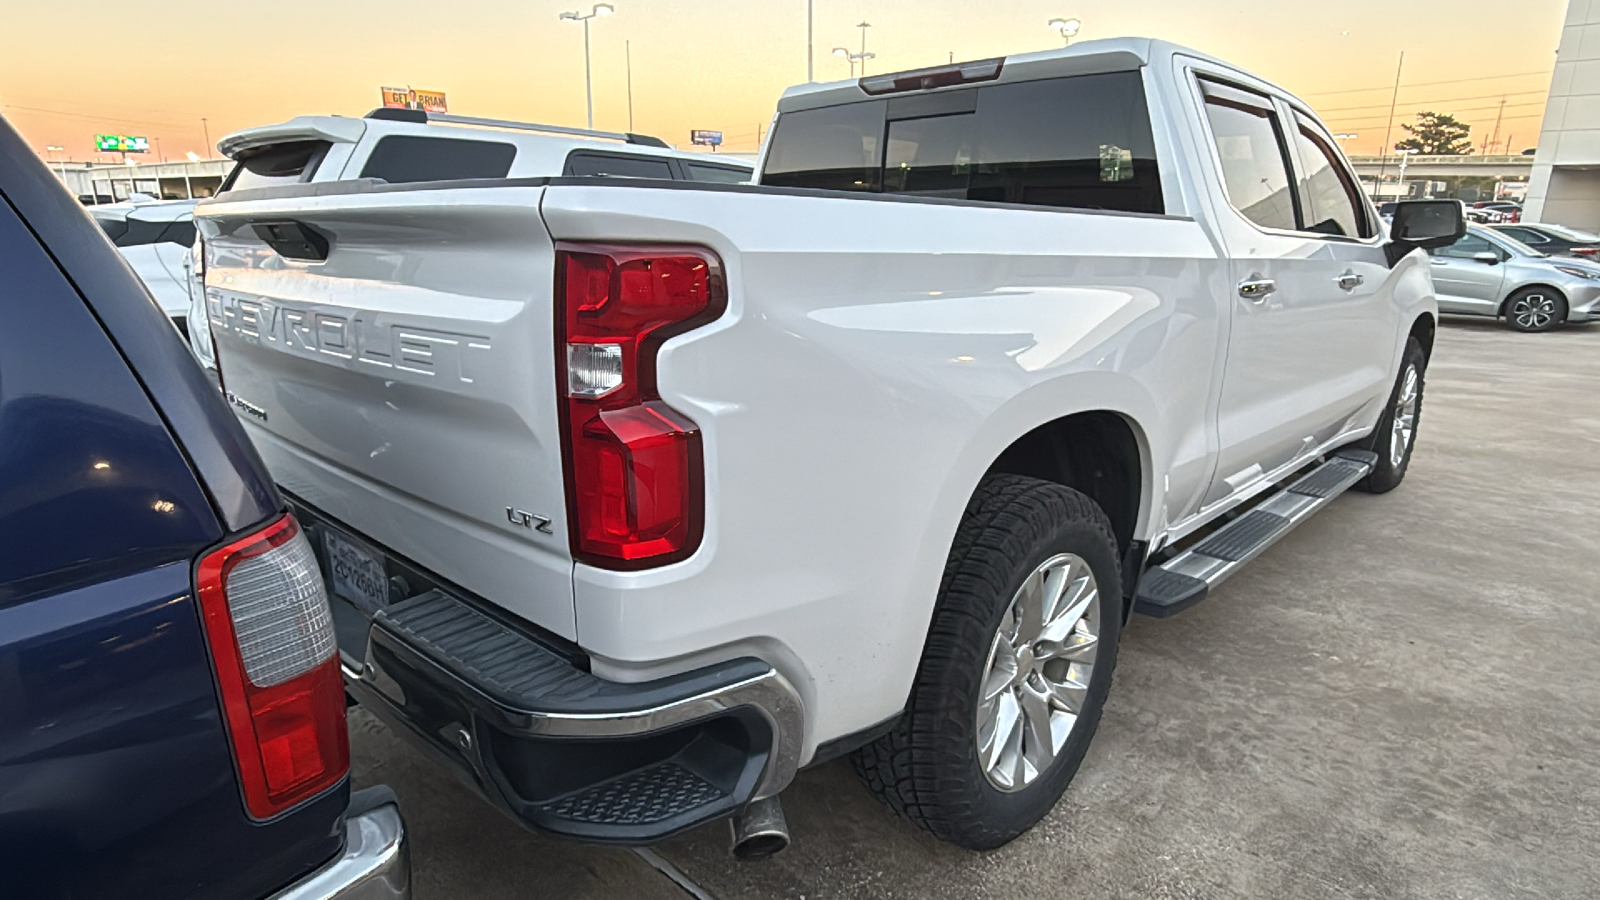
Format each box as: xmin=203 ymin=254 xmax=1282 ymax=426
xmin=344 ymin=588 xmax=803 ymax=845
xmin=1134 ymin=450 xmax=1376 ymax=618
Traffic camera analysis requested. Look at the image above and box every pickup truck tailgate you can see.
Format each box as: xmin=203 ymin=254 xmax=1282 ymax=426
xmin=195 ymin=186 xmax=577 ymax=638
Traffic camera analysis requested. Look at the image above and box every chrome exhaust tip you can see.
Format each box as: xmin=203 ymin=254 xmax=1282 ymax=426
xmin=728 ymin=795 xmax=789 ymax=860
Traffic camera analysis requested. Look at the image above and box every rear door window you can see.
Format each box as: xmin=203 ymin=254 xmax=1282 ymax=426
xmin=1499 ymin=226 xmax=1546 ymax=244
xmin=1199 ymin=80 xmax=1298 ymax=232
xmin=684 ymin=162 xmax=752 ymax=183
xmin=563 ymin=152 xmax=676 ymax=179
xmin=358 ymin=135 xmax=516 ymax=184
xmin=1433 ymin=233 xmax=1497 ymax=259
xmin=762 ymin=71 xmax=1163 ymax=214
xmin=224 ymin=140 xmax=330 ymax=192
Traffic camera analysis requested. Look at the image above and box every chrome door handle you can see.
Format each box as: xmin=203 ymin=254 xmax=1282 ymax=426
xmin=1430 ymin=258 xmax=1448 ymax=265
xmin=1238 ymin=277 xmax=1276 ymax=302
xmin=1335 ymin=271 xmax=1364 ymax=291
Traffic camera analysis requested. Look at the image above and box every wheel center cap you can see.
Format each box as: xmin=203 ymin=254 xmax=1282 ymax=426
xmin=1013 ymin=644 xmax=1037 ymax=682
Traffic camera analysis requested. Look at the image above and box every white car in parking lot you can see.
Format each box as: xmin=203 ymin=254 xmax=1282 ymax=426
xmin=88 ymin=198 xmax=198 ymax=336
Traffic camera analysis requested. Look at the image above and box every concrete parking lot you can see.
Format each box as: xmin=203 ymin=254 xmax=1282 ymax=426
xmin=352 ymin=318 xmax=1600 ymax=899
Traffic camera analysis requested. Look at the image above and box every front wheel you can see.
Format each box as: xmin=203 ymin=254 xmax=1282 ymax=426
xmin=1356 ymin=337 xmax=1426 ymax=494
xmin=1504 ymin=288 xmax=1567 ymax=332
xmin=852 ymin=475 xmax=1121 ymax=850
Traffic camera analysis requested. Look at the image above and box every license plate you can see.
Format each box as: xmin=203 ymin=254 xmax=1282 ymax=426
xmin=323 ymin=529 xmax=388 ymax=616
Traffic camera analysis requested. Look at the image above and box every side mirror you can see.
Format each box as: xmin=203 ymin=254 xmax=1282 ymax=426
xmin=1385 ymin=200 xmax=1468 ymax=267
xmin=1471 ymin=251 xmax=1501 ymax=265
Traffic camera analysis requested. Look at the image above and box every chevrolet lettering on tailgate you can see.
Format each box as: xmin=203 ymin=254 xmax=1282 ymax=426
xmin=208 ymin=292 xmax=490 ymax=384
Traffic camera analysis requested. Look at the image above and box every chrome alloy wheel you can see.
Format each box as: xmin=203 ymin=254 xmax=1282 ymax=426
xmin=1390 ymin=363 xmax=1420 ymax=468
xmin=975 ymin=553 xmax=1101 ymax=792
xmin=1511 ymin=293 xmax=1557 ymax=330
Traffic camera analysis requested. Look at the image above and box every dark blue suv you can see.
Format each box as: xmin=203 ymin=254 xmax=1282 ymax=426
xmin=0 ymin=115 xmax=409 ymax=899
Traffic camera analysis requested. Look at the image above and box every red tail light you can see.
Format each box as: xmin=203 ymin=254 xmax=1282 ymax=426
xmin=556 ymin=243 xmax=726 ymax=568
xmin=196 ymin=514 xmax=348 ymax=819
xmin=1573 ymin=247 xmax=1598 ymax=256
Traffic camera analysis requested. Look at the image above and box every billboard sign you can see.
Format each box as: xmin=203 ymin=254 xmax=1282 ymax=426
xmin=382 ymin=87 xmax=448 ymax=113
xmin=94 ymin=134 xmax=149 ymax=153
xmin=690 ymin=129 xmax=723 ymax=147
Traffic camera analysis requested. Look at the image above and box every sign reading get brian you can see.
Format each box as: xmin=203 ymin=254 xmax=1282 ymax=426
xmin=381 ymin=87 xmax=448 ymax=113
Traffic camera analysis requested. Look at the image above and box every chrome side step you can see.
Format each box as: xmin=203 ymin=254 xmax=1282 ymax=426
xmin=1133 ymin=449 xmax=1377 ymax=618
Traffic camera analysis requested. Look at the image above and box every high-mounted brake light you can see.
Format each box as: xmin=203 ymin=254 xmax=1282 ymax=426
xmin=556 ymin=243 xmax=726 ymax=568
xmin=196 ymin=514 xmax=348 ymax=819
xmin=859 ymin=57 xmax=1005 ymax=95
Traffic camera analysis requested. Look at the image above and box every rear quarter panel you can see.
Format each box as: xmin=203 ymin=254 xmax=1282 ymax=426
xmin=540 ymin=184 xmax=1227 ymax=752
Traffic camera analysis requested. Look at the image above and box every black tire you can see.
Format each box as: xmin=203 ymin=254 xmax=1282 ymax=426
xmin=852 ymin=474 xmax=1122 ymax=850
xmin=1503 ymin=287 xmax=1567 ymax=332
xmin=1356 ymin=337 xmax=1426 ymax=494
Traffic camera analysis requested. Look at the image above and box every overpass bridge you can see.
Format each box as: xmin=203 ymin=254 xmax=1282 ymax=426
xmin=1346 ymin=155 xmax=1533 ymax=179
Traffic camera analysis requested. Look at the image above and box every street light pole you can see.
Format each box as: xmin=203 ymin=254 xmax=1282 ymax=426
xmin=45 ymin=145 xmax=68 ymax=187
xmin=833 ymin=47 xmax=874 ymax=78
xmin=559 ymin=4 xmax=616 ymax=130
xmin=201 ymin=118 xmax=211 ymax=157
xmin=1047 ymin=17 xmax=1082 ymax=46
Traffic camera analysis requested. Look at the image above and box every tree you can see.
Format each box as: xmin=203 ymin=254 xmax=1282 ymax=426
xmin=1396 ymin=112 xmax=1474 ymax=156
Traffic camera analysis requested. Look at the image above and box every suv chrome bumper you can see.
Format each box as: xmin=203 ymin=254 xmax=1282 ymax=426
xmin=269 ymin=787 xmax=409 ymax=900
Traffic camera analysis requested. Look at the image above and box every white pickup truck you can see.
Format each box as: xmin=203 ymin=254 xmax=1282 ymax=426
xmin=194 ymin=38 xmax=1463 ymax=856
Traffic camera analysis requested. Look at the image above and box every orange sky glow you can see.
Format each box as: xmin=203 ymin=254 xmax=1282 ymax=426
xmin=2 ymin=0 xmax=1570 ymax=163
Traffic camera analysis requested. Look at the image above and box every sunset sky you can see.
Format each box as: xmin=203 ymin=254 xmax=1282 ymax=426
xmin=2 ymin=0 xmax=1570 ymax=162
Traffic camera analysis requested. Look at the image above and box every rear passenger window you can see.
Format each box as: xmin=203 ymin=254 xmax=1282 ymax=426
xmin=359 ymin=135 xmax=516 ymax=184
xmin=564 ymin=152 xmax=676 ymax=179
xmin=1200 ymin=81 xmax=1297 ymax=232
xmin=225 ymin=140 xmax=329 ymax=192
xmin=684 ymin=162 xmax=752 ymax=183
xmin=1291 ymin=112 xmax=1372 ymax=238
xmin=763 ymin=71 xmax=1163 ymax=214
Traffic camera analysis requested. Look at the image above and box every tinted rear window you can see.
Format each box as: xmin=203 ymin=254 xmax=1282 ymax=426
xmin=564 ymin=152 xmax=676 ymax=179
xmin=225 ymin=140 xmax=329 ymax=192
xmin=359 ymin=135 xmax=516 ymax=184
xmin=762 ymin=71 xmax=1163 ymax=214
xmin=685 ymin=162 xmax=752 ymax=183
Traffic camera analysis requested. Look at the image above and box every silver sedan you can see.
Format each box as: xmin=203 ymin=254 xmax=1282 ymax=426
xmin=1428 ymin=225 xmax=1600 ymax=332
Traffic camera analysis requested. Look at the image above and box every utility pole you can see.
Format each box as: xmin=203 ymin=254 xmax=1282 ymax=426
xmin=201 ymin=118 xmax=211 ymax=157
xmin=626 ymin=40 xmax=635 ymax=132
xmin=857 ymin=21 xmax=871 ymax=74
xmin=1375 ymin=51 xmax=1405 ymax=193
xmin=1489 ymin=95 xmax=1506 ymax=155
xmin=807 ymin=0 xmax=814 ymax=82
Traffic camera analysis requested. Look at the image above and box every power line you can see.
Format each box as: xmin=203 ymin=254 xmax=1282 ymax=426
xmin=1314 ymin=89 xmax=1546 ymax=115
xmin=2 ymin=104 xmax=193 ymax=130
xmin=1299 ymin=69 xmax=1553 ymax=97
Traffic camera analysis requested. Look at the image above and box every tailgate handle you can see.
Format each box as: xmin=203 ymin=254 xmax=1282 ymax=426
xmin=251 ymin=220 xmax=331 ymax=261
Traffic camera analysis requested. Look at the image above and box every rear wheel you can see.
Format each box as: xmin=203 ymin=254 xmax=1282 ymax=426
xmin=852 ymin=474 xmax=1121 ymax=850
xmin=1504 ymin=288 xmax=1567 ymax=332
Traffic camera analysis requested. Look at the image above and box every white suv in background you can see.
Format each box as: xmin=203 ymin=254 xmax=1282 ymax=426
xmin=88 ymin=197 xmax=198 ymax=332
xmin=187 ymin=110 xmax=754 ymax=369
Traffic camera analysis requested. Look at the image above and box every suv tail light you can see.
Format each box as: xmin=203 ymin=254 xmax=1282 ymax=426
xmin=196 ymin=514 xmax=348 ymax=819
xmin=556 ymin=243 xmax=726 ymax=568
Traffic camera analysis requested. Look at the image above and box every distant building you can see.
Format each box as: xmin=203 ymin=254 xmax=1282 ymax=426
xmin=45 ymin=158 xmax=232 ymax=205
xmin=1525 ymin=1 xmax=1600 ymax=228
